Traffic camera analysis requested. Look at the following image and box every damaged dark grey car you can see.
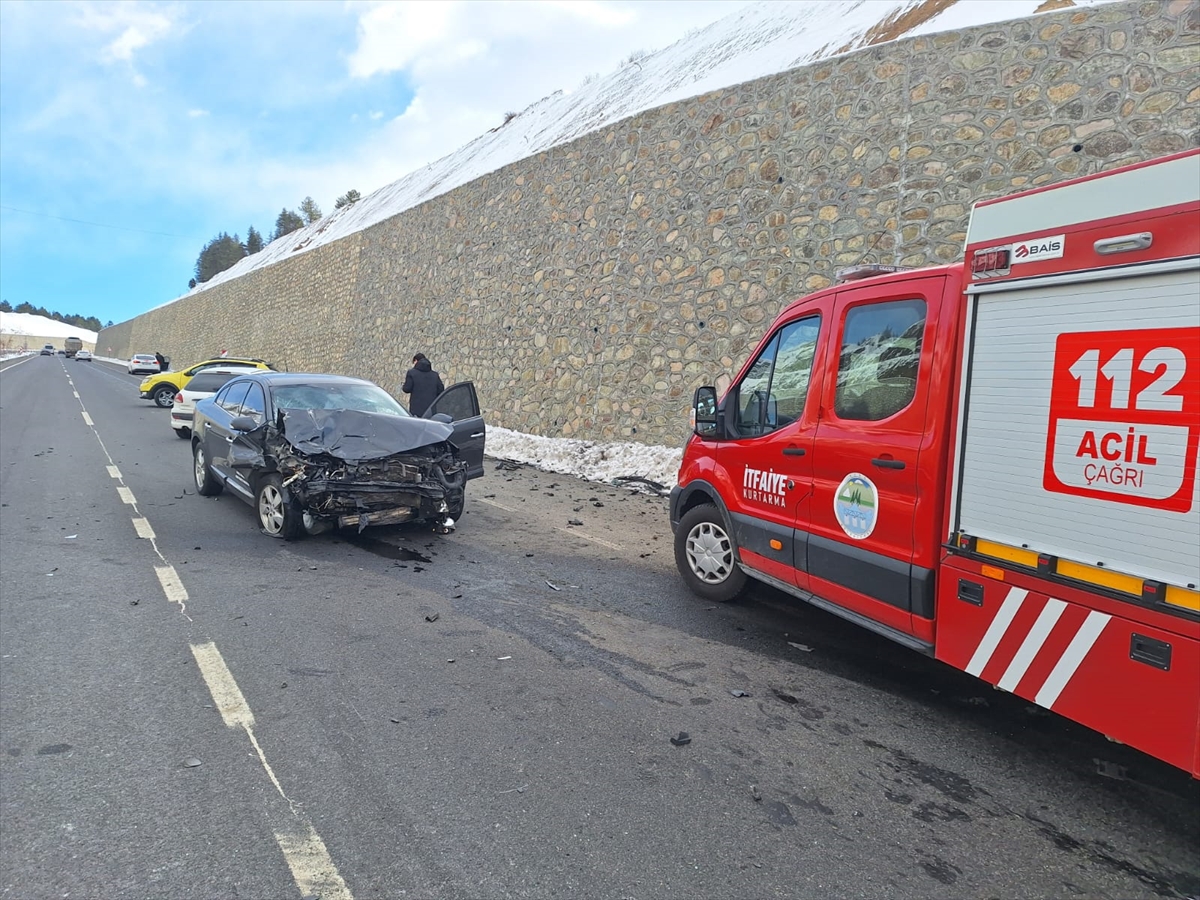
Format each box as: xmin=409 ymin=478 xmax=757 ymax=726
xmin=190 ymin=372 xmax=485 ymax=539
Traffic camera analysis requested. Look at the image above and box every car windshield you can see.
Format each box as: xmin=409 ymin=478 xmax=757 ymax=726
xmin=273 ymin=382 xmax=410 ymax=417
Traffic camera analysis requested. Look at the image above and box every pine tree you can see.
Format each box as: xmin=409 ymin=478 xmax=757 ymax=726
xmin=14 ymin=302 xmax=34 ymax=314
xmin=272 ymin=209 xmax=304 ymax=240
xmin=334 ymin=189 xmax=361 ymax=209
xmin=245 ymin=226 xmax=264 ymax=254
xmin=0 ymin=300 xmax=11 ymax=312
xmin=194 ymin=232 xmax=247 ymax=283
xmin=299 ymin=196 xmax=322 ymax=224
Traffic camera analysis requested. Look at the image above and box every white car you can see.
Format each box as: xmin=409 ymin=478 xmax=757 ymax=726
xmin=171 ymin=366 xmax=260 ymax=437
xmin=74 ymin=350 xmax=93 ymax=361
xmin=128 ymin=354 xmax=160 ymax=375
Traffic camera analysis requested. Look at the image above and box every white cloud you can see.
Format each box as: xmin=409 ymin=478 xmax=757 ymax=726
xmin=187 ymin=108 xmax=209 ymax=118
xmin=72 ymin=3 xmax=177 ymax=63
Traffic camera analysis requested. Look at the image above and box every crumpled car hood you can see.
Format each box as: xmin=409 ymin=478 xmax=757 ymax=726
xmin=281 ymin=408 xmax=454 ymax=460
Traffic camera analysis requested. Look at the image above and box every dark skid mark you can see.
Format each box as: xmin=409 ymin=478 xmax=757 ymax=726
xmin=788 ymin=792 xmax=835 ymax=816
xmin=913 ymin=801 xmax=971 ymax=823
xmin=287 ymin=667 xmax=335 ymax=677
xmin=350 ymin=535 xmax=432 ymax=564
xmin=1025 ymin=813 xmax=1183 ymax=898
xmin=37 ymin=743 xmax=72 ymax=755
xmin=863 ymin=738 xmax=980 ymax=804
xmin=764 ymin=800 xmax=797 ymax=826
xmin=6 ymin=748 xmax=20 ymax=757
xmin=919 ymin=854 xmax=961 ymax=885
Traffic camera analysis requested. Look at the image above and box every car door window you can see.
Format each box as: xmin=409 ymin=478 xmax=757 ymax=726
xmin=733 ymin=316 xmax=821 ymax=437
xmin=834 ymin=299 xmax=926 ymax=422
xmin=239 ymin=383 xmax=266 ymax=424
xmin=219 ymin=383 xmax=250 ymax=415
xmin=427 ymin=383 xmax=480 ymax=421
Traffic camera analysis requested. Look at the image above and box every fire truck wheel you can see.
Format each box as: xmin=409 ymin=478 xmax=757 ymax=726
xmin=675 ymin=504 xmax=747 ymax=602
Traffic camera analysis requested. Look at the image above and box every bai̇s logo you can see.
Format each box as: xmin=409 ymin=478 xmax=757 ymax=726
xmin=834 ymin=473 xmax=879 ymax=540
xmin=1011 ymin=234 xmax=1065 ymax=264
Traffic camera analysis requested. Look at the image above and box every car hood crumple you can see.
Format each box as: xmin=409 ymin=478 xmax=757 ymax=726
xmin=281 ymin=408 xmax=454 ymax=461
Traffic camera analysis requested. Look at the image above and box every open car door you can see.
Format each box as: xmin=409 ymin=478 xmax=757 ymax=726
xmin=426 ymin=382 xmax=486 ymax=480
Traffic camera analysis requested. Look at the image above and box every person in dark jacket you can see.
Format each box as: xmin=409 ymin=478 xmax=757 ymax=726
xmin=402 ymin=353 xmax=444 ymax=417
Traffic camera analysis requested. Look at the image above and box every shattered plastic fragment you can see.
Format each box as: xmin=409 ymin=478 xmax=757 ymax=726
xmin=425 ymin=613 xmax=440 ymax=622
xmin=545 ymin=580 xmax=560 ymax=591
xmin=670 ymin=732 xmax=692 ymax=747
xmin=787 ymin=642 xmax=813 ymax=652
xmin=730 ymin=690 xmax=751 ymax=698
xmin=181 ymin=757 xmax=202 ymax=768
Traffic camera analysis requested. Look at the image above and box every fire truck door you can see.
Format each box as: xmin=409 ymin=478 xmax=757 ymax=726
xmin=806 ymin=280 xmax=943 ymax=631
xmin=720 ymin=312 xmax=824 ymax=588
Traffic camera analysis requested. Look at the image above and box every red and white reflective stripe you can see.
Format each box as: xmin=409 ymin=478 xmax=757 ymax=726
xmin=962 ymin=586 xmax=1111 ymax=709
xmin=965 ymin=587 xmax=1027 ymax=676
xmin=1034 ymin=611 xmax=1110 ymax=709
xmin=997 ymin=598 xmax=1067 ymax=692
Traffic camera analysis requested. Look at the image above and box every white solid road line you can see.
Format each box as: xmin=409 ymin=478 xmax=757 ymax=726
xmin=191 ymin=642 xmax=354 ymax=900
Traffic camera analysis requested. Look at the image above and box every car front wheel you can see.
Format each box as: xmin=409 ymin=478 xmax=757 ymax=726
xmin=152 ymin=384 xmax=175 ymax=407
xmin=193 ymin=442 xmax=222 ymax=496
xmin=674 ymin=503 xmax=747 ymax=603
xmin=257 ymin=474 xmax=302 ymax=540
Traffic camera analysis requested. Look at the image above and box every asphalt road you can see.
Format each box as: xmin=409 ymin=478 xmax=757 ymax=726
xmin=1 ymin=353 xmax=1197 ymax=900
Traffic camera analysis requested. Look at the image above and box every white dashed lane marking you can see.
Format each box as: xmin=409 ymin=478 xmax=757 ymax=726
xmin=132 ymin=517 xmax=156 ymax=539
xmin=81 ymin=411 xmax=93 ymax=426
xmin=117 ymin=486 xmax=136 ymax=505
xmin=107 ymin=465 xmax=121 ymax=479
xmin=191 ymin=643 xmax=354 ymax=900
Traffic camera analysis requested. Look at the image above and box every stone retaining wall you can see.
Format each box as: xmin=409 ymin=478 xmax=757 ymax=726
xmin=101 ymin=0 xmax=1199 ymax=447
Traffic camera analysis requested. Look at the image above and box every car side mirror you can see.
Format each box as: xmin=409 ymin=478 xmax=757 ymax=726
xmin=230 ymin=415 xmax=259 ymax=432
xmin=430 ymin=412 xmax=453 ymax=424
xmin=693 ymin=386 xmax=719 ymax=439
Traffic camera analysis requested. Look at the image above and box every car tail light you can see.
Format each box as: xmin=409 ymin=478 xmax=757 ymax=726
xmin=175 ymin=393 xmax=184 ymax=403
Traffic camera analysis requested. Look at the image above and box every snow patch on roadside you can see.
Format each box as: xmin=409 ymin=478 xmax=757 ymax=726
xmin=485 ymin=425 xmax=682 ymax=489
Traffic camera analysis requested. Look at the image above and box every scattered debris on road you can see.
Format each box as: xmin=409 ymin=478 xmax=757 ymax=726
xmin=545 ymin=580 xmax=560 ymax=591
xmin=425 ymin=613 xmax=440 ymax=622
xmin=730 ymin=690 xmax=751 ymax=698
xmin=787 ymin=642 xmax=813 ymax=652
xmin=670 ymin=732 xmax=692 ymax=746
xmin=181 ymin=757 xmax=202 ymax=768
xmin=751 ymin=785 xmax=762 ymax=802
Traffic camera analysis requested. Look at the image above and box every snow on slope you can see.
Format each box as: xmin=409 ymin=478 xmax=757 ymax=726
xmin=175 ymin=0 xmax=1113 ymax=311
xmin=0 ymin=312 xmax=98 ymax=342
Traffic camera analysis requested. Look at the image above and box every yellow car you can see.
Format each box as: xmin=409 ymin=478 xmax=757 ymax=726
xmin=139 ymin=357 xmax=276 ymax=407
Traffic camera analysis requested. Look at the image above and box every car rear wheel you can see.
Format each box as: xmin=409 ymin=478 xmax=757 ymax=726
xmin=257 ymin=475 xmax=302 ymax=540
xmin=152 ymin=384 xmax=175 ymax=407
xmin=193 ymin=443 xmax=223 ymax=496
xmin=674 ymin=504 xmax=747 ymax=602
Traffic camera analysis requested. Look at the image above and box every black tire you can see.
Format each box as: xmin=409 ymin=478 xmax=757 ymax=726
xmin=193 ymin=442 xmax=222 ymax=496
xmin=446 ymin=491 xmax=465 ymax=522
xmin=174 ymin=427 xmax=190 ymax=439
xmin=674 ymin=504 xmax=747 ymax=602
xmin=152 ymin=384 xmax=175 ymax=408
xmin=257 ymin=474 xmax=302 ymax=540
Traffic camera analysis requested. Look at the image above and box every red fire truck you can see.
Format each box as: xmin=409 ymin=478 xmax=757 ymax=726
xmin=670 ymin=149 xmax=1200 ymax=776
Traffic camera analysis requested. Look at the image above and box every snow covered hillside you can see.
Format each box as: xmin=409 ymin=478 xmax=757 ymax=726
xmin=176 ymin=0 xmax=1113 ymax=307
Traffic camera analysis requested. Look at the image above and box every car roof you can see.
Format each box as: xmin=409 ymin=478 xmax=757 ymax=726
xmin=195 ymin=365 xmax=260 ymax=374
xmin=132 ymin=353 xmax=157 ymax=359
xmin=224 ymin=371 xmax=379 ymax=388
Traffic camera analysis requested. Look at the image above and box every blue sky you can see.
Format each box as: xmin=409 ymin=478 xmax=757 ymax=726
xmin=0 ymin=0 xmax=747 ymax=327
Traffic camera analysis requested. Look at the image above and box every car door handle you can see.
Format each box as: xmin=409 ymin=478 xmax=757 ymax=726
xmin=872 ymin=457 xmax=905 ymax=470
xmin=782 ymin=447 xmax=806 ymax=456
xmin=471 ymin=432 xmax=485 ymax=438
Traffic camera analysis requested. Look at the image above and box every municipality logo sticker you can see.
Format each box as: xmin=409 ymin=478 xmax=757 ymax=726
xmin=834 ymin=473 xmax=878 ymax=540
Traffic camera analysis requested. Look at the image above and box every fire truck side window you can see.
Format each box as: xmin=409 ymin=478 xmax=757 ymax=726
xmin=733 ymin=315 xmax=821 ymax=437
xmin=835 ymin=299 xmax=925 ymax=421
